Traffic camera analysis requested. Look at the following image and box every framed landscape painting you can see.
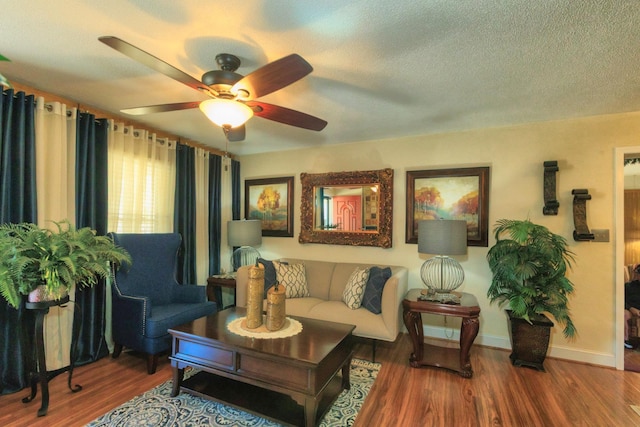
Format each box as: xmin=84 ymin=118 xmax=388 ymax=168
xmin=245 ymin=176 xmax=294 ymax=237
xmin=405 ymin=167 xmax=490 ymax=246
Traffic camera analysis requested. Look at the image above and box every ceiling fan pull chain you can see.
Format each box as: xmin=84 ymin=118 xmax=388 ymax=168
xmin=223 ymin=126 xmax=230 ymax=169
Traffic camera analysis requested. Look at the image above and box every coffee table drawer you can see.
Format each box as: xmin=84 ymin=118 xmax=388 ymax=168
xmin=174 ymin=339 xmax=235 ymax=371
xmin=238 ymin=354 xmax=311 ymax=392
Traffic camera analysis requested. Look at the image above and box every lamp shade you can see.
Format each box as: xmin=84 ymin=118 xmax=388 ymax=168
xmin=199 ymin=99 xmax=254 ymax=128
xmin=228 ymin=219 xmax=262 ymax=247
xmin=418 ymin=219 xmax=467 ymax=255
xmin=418 ymin=219 xmax=467 ymax=293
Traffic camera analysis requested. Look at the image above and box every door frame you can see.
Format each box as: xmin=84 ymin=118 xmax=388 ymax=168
xmin=615 ymin=146 xmax=640 ymax=369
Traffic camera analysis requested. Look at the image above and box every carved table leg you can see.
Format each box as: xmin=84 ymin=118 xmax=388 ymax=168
xmin=403 ymin=309 xmax=423 ymax=367
xmin=459 ymin=316 xmax=480 ymax=378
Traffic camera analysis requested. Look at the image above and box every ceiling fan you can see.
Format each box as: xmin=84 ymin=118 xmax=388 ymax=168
xmin=98 ymin=36 xmax=327 ymax=142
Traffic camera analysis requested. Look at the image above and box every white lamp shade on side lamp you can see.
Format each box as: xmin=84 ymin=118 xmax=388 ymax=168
xmin=418 ymin=219 xmax=468 ymax=293
xmin=227 ymin=219 xmax=262 ymax=271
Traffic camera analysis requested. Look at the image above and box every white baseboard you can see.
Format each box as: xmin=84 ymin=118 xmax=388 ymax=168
xmin=422 ymin=325 xmax=616 ymax=368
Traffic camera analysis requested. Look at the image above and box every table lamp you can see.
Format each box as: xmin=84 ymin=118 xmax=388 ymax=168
xmin=228 ymin=219 xmax=262 ymax=271
xmin=418 ymin=219 xmax=467 ymax=293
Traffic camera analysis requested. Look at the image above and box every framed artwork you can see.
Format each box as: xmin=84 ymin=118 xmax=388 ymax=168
xmin=245 ymin=176 xmax=294 ymax=237
xmin=406 ymin=167 xmax=490 ymax=246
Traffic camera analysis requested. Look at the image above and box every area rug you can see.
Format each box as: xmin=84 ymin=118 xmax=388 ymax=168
xmin=86 ymin=358 xmax=379 ymax=427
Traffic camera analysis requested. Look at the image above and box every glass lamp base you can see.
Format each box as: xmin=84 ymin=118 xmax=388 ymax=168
xmin=420 ymin=255 xmax=464 ymax=292
xmin=231 ymin=246 xmax=261 ymax=271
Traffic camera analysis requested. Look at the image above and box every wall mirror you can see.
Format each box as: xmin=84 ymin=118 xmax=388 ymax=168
xmin=299 ymin=168 xmax=394 ymax=248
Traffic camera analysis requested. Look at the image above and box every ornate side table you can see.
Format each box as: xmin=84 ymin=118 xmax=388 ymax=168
xmin=207 ymin=273 xmax=237 ymax=309
xmin=402 ymin=288 xmax=480 ymax=378
xmin=23 ymin=295 xmax=82 ymax=416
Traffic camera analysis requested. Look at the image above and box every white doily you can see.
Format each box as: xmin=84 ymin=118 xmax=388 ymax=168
xmin=227 ymin=316 xmax=303 ymax=339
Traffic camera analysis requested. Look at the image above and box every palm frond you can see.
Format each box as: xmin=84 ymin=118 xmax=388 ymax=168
xmin=486 ymin=219 xmax=577 ymax=339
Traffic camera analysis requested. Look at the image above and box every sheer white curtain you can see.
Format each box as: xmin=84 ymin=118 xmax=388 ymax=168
xmin=195 ymin=148 xmax=210 ymax=284
xmin=105 ymin=122 xmax=176 ymax=350
xmin=107 ymin=122 xmax=176 ymax=233
xmin=35 ymin=98 xmax=77 ymax=370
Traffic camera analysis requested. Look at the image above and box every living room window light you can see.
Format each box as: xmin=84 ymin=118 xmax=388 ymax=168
xmin=107 ymin=124 xmax=177 ymax=233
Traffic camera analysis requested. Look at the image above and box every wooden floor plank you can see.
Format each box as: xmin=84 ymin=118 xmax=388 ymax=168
xmin=2 ymin=334 xmax=640 ymax=426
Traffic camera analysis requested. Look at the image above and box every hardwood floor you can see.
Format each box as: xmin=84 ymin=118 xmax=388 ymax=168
xmin=2 ymin=334 xmax=640 ymax=426
xmin=625 ymin=345 xmax=640 ymax=372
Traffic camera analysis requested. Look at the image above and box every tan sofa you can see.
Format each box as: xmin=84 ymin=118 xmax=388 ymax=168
xmin=236 ymin=258 xmax=408 ymax=359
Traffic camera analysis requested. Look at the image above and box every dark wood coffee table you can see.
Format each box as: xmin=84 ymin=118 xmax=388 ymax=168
xmin=168 ymin=307 xmax=355 ymax=427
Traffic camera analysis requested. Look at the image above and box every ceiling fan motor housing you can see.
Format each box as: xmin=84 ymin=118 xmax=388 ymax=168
xmin=202 ymin=54 xmax=244 ymax=95
xmin=201 ymin=70 xmax=242 ymax=88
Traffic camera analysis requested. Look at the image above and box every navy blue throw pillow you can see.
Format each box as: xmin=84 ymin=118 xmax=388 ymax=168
xmin=362 ymin=266 xmax=392 ymax=314
xmin=257 ymin=258 xmax=286 ymax=297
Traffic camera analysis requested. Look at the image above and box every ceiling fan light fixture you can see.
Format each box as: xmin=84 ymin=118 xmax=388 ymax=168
xmin=199 ymin=98 xmax=253 ymax=128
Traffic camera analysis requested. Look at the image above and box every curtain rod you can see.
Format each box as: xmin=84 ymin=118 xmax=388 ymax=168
xmin=4 ymin=82 xmax=233 ymax=158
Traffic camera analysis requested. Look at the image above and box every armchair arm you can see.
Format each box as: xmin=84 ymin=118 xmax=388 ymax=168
xmin=111 ymin=289 xmax=151 ymax=342
xmin=172 ymin=284 xmax=207 ymax=303
xmin=379 ymin=267 xmax=408 ymax=340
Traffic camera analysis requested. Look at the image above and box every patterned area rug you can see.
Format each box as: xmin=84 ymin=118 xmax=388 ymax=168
xmin=86 ymin=358 xmax=379 ymax=427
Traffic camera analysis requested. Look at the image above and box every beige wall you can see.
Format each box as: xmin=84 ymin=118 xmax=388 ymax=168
xmin=239 ymin=111 xmax=640 ymax=367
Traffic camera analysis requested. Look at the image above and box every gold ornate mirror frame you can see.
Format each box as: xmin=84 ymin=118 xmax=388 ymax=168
xmin=299 ymin=168 xmax=394 ymax=248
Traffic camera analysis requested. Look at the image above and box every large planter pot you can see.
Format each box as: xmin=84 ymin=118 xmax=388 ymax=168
xmin=506 ymin=310 xmax=554 ymax=372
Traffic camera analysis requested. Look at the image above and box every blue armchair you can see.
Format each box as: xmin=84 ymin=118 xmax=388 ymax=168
xmin=109 ymin=233 xmax=217 ymax=374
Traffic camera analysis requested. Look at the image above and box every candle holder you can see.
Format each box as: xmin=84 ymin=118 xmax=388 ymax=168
xmin=266 ymin=282 xmax=286 ymax=331
xmin=246 ymin=263 xmax=264 ymax=329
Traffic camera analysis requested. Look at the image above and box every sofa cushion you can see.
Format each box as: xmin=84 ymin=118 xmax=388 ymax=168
xmin=342 ymin=267 xmax=370 ymax=309
xmin=274 ymin=261 xmax=309 ymax=298
xmin=362 ymin=266 xmax=392 ymax=314
xmin=281 ymin=258 xmax=334 ymax=300
xmin=274 ymin=296 xmax=325 ymax=315
xmin=307 ymin=301 xmax=395 ymax=341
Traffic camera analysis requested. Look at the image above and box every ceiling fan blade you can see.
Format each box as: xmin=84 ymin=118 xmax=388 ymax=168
xmin=232 ymin=54 xmax=313 ymax=100
xmin=226 ymin=125 xmax=245 ymax=142
xmin=121 ymin=101 xmax=201 ymax=115
xmin=99 ymin=36 xmax=214 ymax=96
xmin=246 ymin=101 xmax=327 ymax=131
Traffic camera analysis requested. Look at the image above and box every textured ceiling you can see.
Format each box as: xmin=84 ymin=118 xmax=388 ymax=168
xmin=2 ymin=1 xmax=640 ymax=155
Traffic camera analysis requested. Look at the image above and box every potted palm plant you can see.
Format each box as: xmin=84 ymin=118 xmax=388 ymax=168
xmin=0 ymin=220 xmax=131 ymax=309
xmin=486 ymin=219 xmax=577 ymax=371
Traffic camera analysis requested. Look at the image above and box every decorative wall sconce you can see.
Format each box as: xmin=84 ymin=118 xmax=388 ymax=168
xmin=543 ymin=161 xmax=559 ymax=215
xmin=572 ymin=189 xmax=594 ymax=241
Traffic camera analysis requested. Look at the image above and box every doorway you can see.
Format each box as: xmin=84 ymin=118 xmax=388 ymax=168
xmin=615 ymin=147 xmax=640 ymax=370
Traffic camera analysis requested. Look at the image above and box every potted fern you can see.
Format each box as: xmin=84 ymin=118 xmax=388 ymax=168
xmin=0 ymin=221 xmax=131 ymax=309
xmin=486 ymin=219 xmax=577 ymax=370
